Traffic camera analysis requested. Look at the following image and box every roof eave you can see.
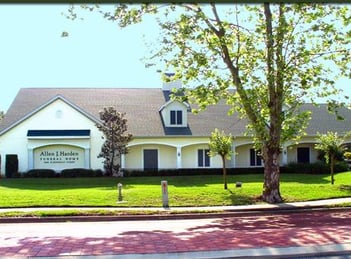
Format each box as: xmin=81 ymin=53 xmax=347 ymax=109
xmin=0 ymin=95 xmax=101 ymax=136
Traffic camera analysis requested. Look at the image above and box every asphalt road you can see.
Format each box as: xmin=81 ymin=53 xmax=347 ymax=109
xmin=1 ymin=209 xmax=351 ymax=258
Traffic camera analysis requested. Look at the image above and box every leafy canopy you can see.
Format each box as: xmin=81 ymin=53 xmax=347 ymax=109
xmin=208 ymin=128 xmax=233 ymax=160
xmin=315 ymin=131 xmax=345 ymax=164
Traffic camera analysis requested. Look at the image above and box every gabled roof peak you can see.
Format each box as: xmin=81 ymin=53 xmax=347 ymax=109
xmin=0 ymin=94 xmax=99 ymax=135
xmin=159 ymin=99 xmax=190 ymax=112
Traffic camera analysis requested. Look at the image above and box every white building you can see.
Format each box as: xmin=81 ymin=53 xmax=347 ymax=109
xmin=0 ymin=81 xmax=351 ymax=176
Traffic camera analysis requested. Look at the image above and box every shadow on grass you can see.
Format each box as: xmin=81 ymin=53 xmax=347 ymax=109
xmin=339 ymin=185 xmax=351 ymax=193
xmin=167 ymin=174 xmax=265 ymax=187
xmin=280 ymin=173 xmax=331 ymax=184
xmin=227 ymin=189 xmax=258 ymax=205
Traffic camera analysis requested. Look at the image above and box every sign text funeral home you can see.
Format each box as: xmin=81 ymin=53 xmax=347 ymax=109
xmin=39 ymin=150 xmax=80 ymax=164
xmin=34 ymin=145 xmax=85 ymax=170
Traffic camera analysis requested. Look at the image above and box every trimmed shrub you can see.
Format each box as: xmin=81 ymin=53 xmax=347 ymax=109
xmin=60 ymin=168 xmax=103 ymax=177
xmin=122 ymin=167 xmax=264 ymax=177
xmin=24 ymin=169 xmax=57 ymax=178
xmin=123 ymin=168 xmax=220 ymax=177
xmin=282 ymin=161 xmax=349 ymax=175
xmin=335 ymin=161 xmax=349 ymax=172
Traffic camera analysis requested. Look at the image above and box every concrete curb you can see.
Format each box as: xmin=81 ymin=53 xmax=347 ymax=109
xmin=0 ymin=204 xmax=350 ymax=223
xmin=115 ymin=243 xmax=351 ymax=259
xmin=27 ymin=243 xmax=351 ymax=258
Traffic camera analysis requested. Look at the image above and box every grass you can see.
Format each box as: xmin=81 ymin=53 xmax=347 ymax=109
xmin=0 ymin=172 xmax=350 ymax=208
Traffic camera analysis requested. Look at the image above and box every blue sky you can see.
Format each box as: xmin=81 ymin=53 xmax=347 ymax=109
xmin=0 ymin=4 xmax=162 ymax=112
xmin=0 ymin=4 xmax=350 ymax=112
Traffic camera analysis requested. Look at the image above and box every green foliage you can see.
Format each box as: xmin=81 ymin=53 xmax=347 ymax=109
xmin=96 ymin=107 xmax=133 ymax=176
xmin=208 ymin=128 xmax=233 ymax=159
xmin=315 ymin=132 xmax=345 ymax=164
xmin=284 ymin=161 xmax=349 ymax=175
xmin=317 ymin=149 xmax=345 ymax=163
xmin=21 ymin=169 xmax=104 ymax=178
xmin=123 ymin=168 xmax=264 ymax=177
xmin=315 ymin=131 xmax=347 ymax=184
xmin=60 ymin=168 xmax=104 ymax=177
xmin=208 ymin=128 xmax=234 ymax=189
xmin=344 ymin=151 xmax=351 ymax=160
xmin=24 ymin=169 xmax=57 ymax=178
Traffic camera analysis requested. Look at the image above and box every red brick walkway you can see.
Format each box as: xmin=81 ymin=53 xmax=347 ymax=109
xmin=1 ymin=209 xmax=351 ymax=257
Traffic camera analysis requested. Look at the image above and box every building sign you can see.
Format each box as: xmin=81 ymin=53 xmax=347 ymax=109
xmin=34 ymin=145 xmax=85 ymax=170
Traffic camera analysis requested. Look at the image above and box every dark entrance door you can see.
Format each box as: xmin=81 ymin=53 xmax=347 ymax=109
xmin=143 ymin=149 xmax=158 ymax=171
xmin=5 ymin=154 xmax=18 ymax=178
xmin=297 ymin=147 xmax=310 ymax=163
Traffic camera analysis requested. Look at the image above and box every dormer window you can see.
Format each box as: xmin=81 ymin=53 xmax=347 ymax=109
xmin=170 ymin=110 xmax=182 ymax=125
xmin=159 ymin=99 xmax=189 ymax=128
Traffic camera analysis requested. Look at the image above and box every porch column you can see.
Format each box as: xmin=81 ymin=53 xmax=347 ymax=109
xmin=121 ymin=154 xmax=126 ymax=169
xmin=84 ymin=148 xmax=90 ymax=169
xmin=231 ymin=143 xmax=236 ymax=168
xmin=176 ymin=146 xmax=182 ymax=169
xmin=282 ymin=146 xmax=288 ymax=166
xmin=28 ymin=148 xmax=34 ymax=170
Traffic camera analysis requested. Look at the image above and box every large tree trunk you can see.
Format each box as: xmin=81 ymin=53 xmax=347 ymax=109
xmin=262 ymin=148 xmax=283 ymax=203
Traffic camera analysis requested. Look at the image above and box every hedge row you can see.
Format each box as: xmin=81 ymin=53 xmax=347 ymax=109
xmin=9 ymin=161 xmax=350 ymax=178
xmin=21 ymin=168 xmax=104 ymax=178
xmin=282 ymin=161 xmax=349 ymax=174
xmin=124 ymin=161 xmax=349 ymax=177
xmin=122 ymin=167 xmax=265 ymax=177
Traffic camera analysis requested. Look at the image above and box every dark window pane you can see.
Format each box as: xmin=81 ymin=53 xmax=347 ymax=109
xmin=177 ymin=110 xmax=182 ymax=125
xmin=170 ymin=111 xmax=176 ymax=125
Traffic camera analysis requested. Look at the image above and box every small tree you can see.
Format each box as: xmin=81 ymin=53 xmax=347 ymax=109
xmin=96 ymin=107 xmax=133 ymax=176
xmin=315 ymin=131 xmax=345 ymax=185
xmin=208 ymin=128 xmax=233 ymax=189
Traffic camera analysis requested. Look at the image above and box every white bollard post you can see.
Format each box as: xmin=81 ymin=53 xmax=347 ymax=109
xmin=161 ymin=180 xmax=169 ymax=208
xmin=117 ymin=183 xmax=123 ymax=202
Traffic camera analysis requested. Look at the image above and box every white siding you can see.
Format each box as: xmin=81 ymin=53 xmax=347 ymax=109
xmin=0 ymin=99 xmax=104 ymax=174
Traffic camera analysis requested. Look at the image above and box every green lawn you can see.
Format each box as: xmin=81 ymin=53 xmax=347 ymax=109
xmin=0 ymin=172 xmax=350 ymax=208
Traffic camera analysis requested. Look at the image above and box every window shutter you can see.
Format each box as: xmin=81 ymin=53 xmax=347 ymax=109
xmin=198 ymin=149 xmax=203 ymax=167
xmin=205 ymin=149 xmax=210 ymax=167
xmin=257 ymin=152 xmax=262 ymax=166
xmin=250 ymin=149 xmax=255 ymax=166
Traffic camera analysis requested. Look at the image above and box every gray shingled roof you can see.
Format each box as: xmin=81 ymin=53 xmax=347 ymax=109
xmin=301 ymin=103 xmax=351 ymax=136
xmin=0 ymin=88 xmax=350 ymax=137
